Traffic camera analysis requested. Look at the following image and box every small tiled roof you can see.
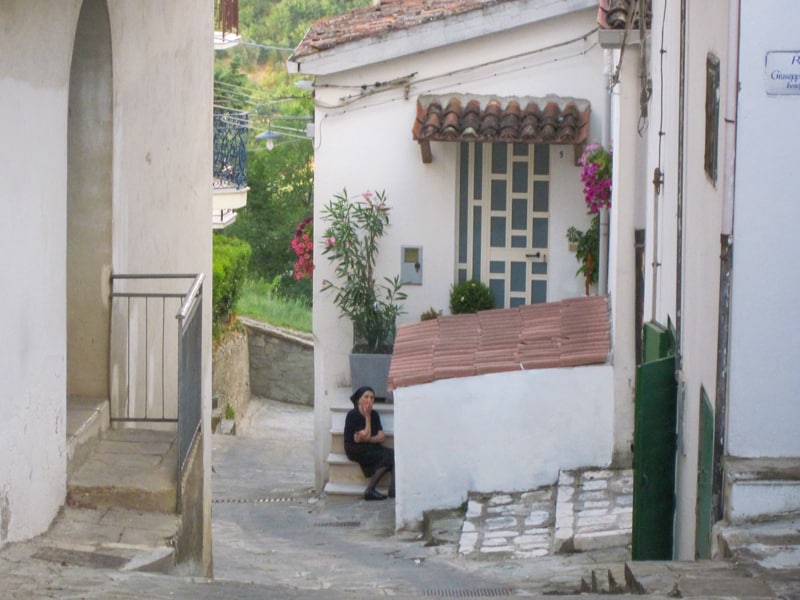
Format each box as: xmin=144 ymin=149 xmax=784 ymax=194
xmin=387 ymin=295 xmax=610 ymax=390
xmin=412 ymin=94 xmax=591 ymax=145
xmin=291 ymin=0 xmax=520 ymax=60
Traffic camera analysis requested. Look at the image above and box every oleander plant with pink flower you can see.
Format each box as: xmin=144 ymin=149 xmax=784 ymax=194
xmin=291 ymin=215 xmax=314 ymax=280
xmin=320 ymin=189 xmax=406 ymax=354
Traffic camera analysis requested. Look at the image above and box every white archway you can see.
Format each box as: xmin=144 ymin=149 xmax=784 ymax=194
xmin=67 ymin=0 xmax=113 ymax=401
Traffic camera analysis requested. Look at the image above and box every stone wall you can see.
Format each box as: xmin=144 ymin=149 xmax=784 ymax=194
xmin=240 ymin=317 xmax=314 ymax=406
xmin=212 ymin=328 xmax=251 ymax=426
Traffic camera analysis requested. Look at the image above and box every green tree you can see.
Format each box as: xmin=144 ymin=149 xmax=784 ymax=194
xmin=215 ymin=0 xmax=371 ymax=305
xmin=223 ymin=136 xmax=314 ymax=303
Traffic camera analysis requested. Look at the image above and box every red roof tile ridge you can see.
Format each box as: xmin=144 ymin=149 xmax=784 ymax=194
xmin=388 ymin=295 xmax=611 ymax=391
xmin=293 ymin=0 xmax=522 ymax=59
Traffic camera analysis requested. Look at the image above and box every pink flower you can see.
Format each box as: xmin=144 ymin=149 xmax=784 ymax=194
xmin=325 ymin=236 xmax=336 ymax=248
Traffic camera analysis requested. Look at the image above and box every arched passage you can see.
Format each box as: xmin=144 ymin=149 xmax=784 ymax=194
xmin=67 ymin=0 xmax=113 ymax=401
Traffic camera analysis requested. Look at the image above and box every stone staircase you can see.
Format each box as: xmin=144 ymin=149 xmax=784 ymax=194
xmin=41 ymin=398 xmax=183 ymax=574
xmin=324 ymin=390 xmax=394 ymax=496
xmin=712 ymin=456 xmax=800 ymax=598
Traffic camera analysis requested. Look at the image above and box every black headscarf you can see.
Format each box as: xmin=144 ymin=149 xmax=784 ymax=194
xmin=350 ymin=385 xmax=375 ymax=408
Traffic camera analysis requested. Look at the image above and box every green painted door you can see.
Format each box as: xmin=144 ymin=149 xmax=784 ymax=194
xmin=632 ymin=322 xmax=677 ymax=560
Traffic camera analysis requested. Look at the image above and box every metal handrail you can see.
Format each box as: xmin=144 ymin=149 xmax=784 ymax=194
xmin=177 ymin=274 xmax=205 ymax=321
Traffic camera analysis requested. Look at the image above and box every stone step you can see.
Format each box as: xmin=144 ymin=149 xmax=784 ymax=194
xmin=324 ymin=481 xmax=391 ymax=496
xmin=25 ymin=506 xmax=180 ymax=575
xmin=716 ymin=514 xmax=800 ymax=565
xmin=66 ymin=397 xmax=110 ymax=480
xmin=67 ymin=428 xmax=178 ymax=514
xmin=330 ymin=430 xmax=394 ymax=454
xmin=327 ymin=452 xmax=371 ymax=486
xmin=724 ymin=456 xmax=800 ymax=523
xmin=623 ymin=559 xmax=778 ymax=598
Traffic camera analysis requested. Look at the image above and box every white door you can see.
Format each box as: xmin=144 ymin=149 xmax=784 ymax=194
xmin=456 ymin=142 xmax=550 ymax=308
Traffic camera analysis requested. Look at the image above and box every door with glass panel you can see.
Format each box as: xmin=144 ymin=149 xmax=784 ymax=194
xmin=456 ymin=142 xmax=550 ymax=308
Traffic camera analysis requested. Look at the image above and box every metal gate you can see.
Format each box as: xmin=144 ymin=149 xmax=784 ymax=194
xmin=631 ymin=321 xmax=677 ymax=560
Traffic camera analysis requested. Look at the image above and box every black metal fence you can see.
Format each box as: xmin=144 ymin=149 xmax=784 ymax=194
xmin=213 ymin=110 xmax=248 ymax=190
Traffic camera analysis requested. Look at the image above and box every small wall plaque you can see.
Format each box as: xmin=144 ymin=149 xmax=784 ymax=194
xmin=765 ymin=51 xmax=800 ymax=95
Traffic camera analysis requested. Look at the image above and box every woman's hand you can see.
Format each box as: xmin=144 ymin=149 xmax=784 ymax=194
xmin=354 ymin=391 xmax=374 ymax=443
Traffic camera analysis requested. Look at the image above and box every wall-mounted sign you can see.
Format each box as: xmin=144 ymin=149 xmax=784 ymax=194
xmin=765 ymin=51 xmax=800 ymax=95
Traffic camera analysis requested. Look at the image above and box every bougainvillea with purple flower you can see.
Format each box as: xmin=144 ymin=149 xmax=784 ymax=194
xmin=291 ymin=215 xmax=314 ymax=280
xmin=579 ymin=144 xmax=612 ymax=213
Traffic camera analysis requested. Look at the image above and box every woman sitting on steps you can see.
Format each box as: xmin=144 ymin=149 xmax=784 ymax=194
xmin=344 ymin=386 xmax=395 ymax=501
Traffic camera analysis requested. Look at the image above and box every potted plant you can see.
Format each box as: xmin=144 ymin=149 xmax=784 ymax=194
xmin=566 ymin=144 xmax=612 ymax=295
xmin=320 ymin=189 xmax=407 ymax=400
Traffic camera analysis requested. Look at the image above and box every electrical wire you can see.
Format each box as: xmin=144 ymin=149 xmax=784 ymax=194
xmin=312 ymin=27 xmax=600 ymax=112
xmin=309 ymin=38 xmax=598 ymax=154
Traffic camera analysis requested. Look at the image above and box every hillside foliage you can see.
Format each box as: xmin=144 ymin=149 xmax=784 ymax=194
xmin=215 ymin=0 xmax=369 ymax=305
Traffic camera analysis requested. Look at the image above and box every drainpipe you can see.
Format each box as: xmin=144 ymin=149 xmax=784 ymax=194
xmin=599 ymin=49 xmax=614 ymax=296
xmin=675 ymin=0 xmax=686 ymax=371
xmin=712 ymin=0 xmax=740 ymax=526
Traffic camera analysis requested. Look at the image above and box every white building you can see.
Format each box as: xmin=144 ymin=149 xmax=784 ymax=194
xmin=289 ymin=0 xmax=638 ymax=515
xmin=292 ymin=0 xmax=800 ymax=556
xmin=640 ymin=0 xmax=800 ymax=559
xmin=0 ymin=0 xmax=214 ymax=569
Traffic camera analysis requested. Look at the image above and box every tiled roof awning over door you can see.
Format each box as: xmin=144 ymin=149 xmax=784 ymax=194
xmin=411 ymin=94 xmax=591 ymax=163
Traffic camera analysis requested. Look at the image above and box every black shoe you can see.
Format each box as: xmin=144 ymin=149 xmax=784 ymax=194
xmin=364 ymin=490 xmax=387 ymax=501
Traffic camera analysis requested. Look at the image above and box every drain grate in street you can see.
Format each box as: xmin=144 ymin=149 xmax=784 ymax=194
xmin=32 ymin=546 xmax=128 ymax=569
xmin=314 ymin=521 xmax=361 ymax=528
xmin=422 ymin=588 xmax=513 ymax=597
xmin=212 ymin=496 xmax=298 ymax=504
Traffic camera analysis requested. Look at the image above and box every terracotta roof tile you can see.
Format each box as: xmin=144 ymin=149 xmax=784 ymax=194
xmin=292 ymin=0 xmax=522 ymax=60
xmin=388 ymin=295 xmax=611 ymax=390
xmin=413 ymin=94 xmax=591 ymax=145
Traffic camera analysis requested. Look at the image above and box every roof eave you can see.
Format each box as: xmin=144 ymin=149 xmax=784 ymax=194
xmin=287 ymin=0 xmax=597 ymax=76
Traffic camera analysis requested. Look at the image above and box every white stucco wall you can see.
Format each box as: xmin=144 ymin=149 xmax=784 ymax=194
xmin=639 ymin=0 xmax=800 ymax=559
xmin=307 ymin=8 xmax=610 ymax=488
xmin=0 ymin=0 xmax=212 ymax=548
xmin=638 ymin=0 xmax=734 ymax=559
xmin=671 ymin=1 xmax=731 ymax=559
xmin=728 ymin=0 xmax=800 ymax=458
xmin=393 ymin=365 xmax=614 ymax=529
xmin=606 ymin=44 xmax=644 ymax=469
xmin=0 ymin=1 xmax=77 ymax=545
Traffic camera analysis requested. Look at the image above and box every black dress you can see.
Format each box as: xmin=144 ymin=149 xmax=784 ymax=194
xmin=343 ymin=408 xmax=394 ymax=477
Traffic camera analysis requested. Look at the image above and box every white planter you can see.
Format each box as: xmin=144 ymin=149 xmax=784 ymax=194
xmin=349 ymin=352 xmax=393 ymax=401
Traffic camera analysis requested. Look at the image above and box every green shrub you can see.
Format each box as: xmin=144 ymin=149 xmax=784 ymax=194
xmin=213 ymin=234 xmax=252 ymax=332
xmin=420 ymin=307 xmax=442 ymax=321
xmin=449 ymin=280 xmax=494 ymax=314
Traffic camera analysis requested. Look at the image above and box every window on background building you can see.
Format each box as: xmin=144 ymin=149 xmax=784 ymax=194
xmin=705 ymin=53 xmax=720 ymax=184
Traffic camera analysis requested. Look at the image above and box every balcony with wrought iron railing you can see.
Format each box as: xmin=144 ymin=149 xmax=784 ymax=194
xmin=213 ymin=109 xmax=249 ymax=229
